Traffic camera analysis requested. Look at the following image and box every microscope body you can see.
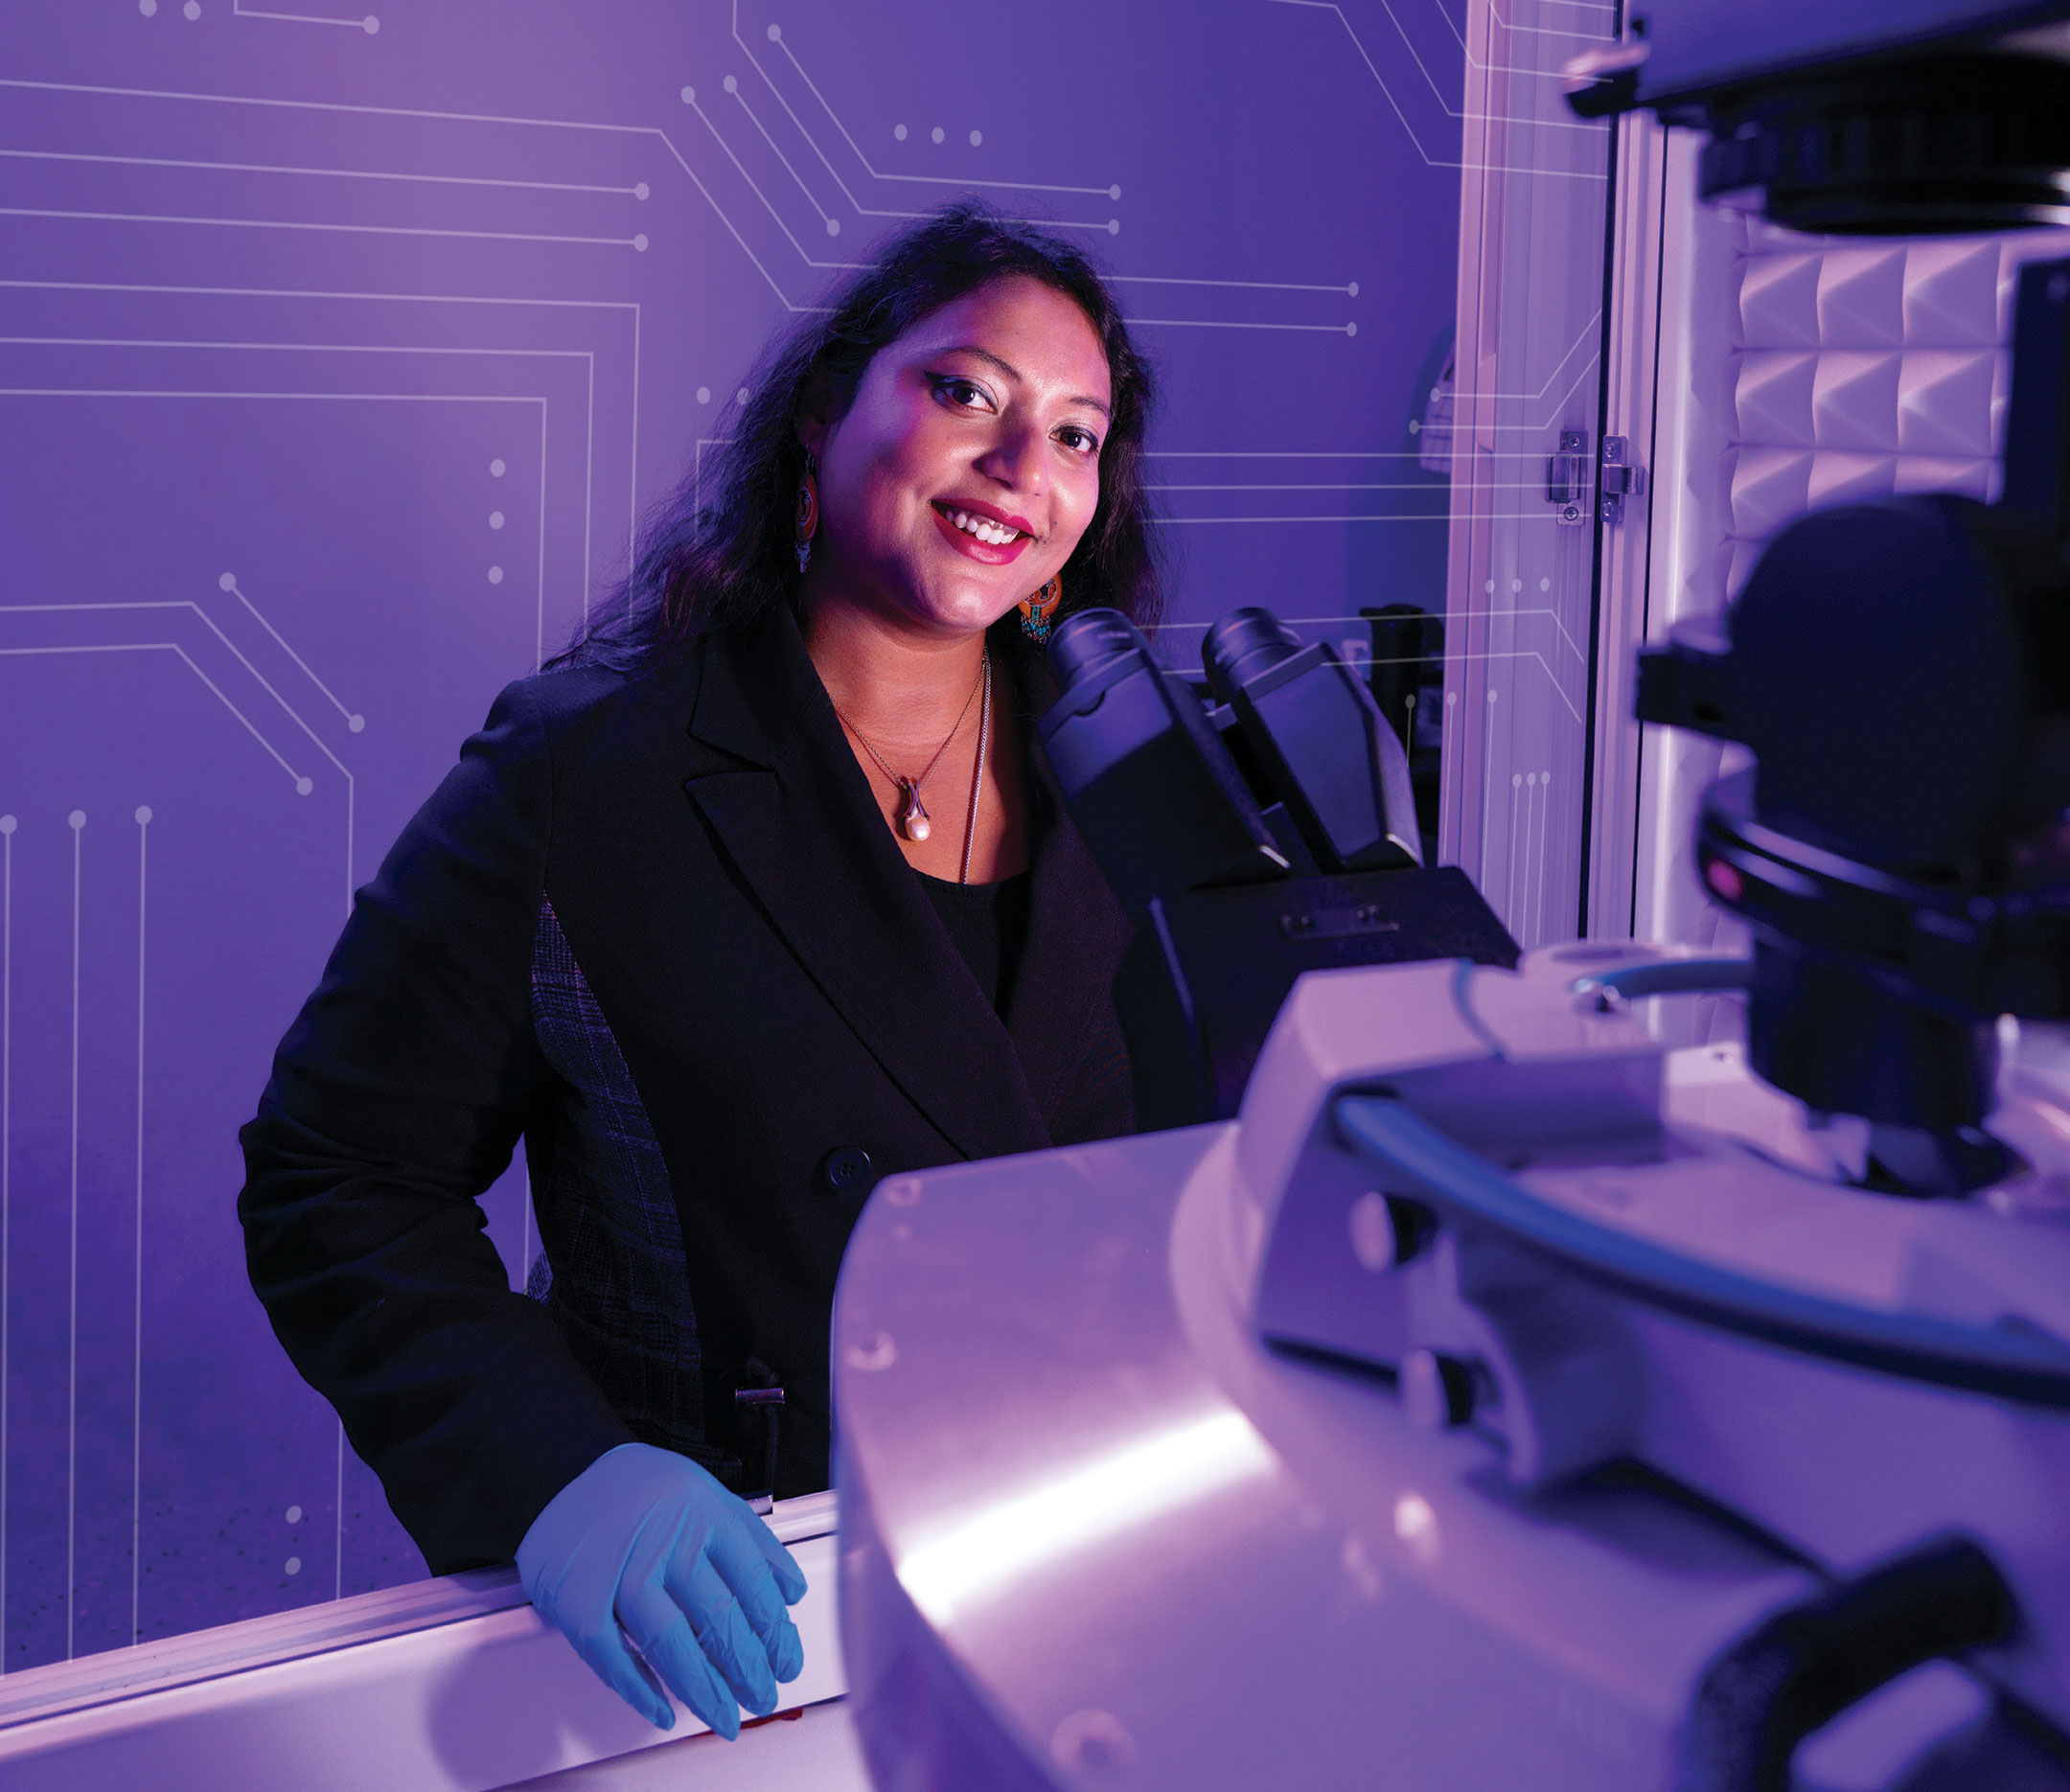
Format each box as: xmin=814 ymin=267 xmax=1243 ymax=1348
xmin=834 ymin=947 xmax=2070 ymax=1789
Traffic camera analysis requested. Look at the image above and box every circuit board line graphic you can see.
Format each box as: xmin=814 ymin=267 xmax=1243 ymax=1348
xmin=746 ymin=8 xmax=1122 ymax=200
xmin=725 ymin=78 xmax=840 ymax=236
xmin=233 ymin=0 xmax=377 ymax=29
xmin=0 ymin=206 xmax=646 ymax=253
xmin=219 ymin=579 xmax=362 ymax=731
xmin=1269 ymin=0 xmax=1612 ymax=178
xmin=0 ymin=292 xmax=620 ymax=574
xmin=1 ymin=71 xmax=1360 ymax=325
xmin=0 ymin=334 xmax=602 ymax=643
xmin=0 ymin=146 xmax=647 ymax=199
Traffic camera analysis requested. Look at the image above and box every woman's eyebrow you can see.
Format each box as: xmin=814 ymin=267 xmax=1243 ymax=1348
xmin=940 ymin=344 xmax=1112 ymax=419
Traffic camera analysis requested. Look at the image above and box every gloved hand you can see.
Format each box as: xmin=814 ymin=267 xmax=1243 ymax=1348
xmin=517 ymin=1441 xmax=808 ymax=1737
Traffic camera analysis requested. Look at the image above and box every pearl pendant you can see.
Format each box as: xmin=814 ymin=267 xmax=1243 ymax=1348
xmin=899 ymin=781 xmax=932 ymax=841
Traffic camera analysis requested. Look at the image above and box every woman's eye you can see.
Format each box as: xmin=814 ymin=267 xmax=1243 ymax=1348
xmin=932 ymin=376 xmax=992 ymax=411
xmin=1057 ymin=425 xmax=1100 ymax=454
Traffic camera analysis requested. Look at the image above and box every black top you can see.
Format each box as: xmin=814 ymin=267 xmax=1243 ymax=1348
xmin=237 ymin=609 xmax=1136 ymax=1573
xmin=917 ymin=870 xmax=1034 ymax=1014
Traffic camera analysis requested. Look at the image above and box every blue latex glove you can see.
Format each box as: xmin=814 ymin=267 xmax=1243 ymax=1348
xmin=517 ymin=1441 xmax=808 ymax=1737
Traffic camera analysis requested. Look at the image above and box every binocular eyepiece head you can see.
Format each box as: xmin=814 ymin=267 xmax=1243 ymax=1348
xmin=1202 ymin=607 xmax=1305 ymax=706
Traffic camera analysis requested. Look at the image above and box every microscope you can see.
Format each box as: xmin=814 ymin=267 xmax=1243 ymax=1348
xmin=1034 ymin=604 xmax=1516 ymax=1128
xmin=832 ymin=5 xmax=2070 ymax=1786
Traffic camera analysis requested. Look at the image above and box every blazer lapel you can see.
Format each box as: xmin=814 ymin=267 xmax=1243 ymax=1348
xmin=1004 ymin=736 xmax=1136 ymax=1122
xmin=680 ymin=610 xmax=1052 ymax=1164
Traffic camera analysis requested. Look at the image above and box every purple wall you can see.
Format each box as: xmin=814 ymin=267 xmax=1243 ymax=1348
xmin=0 ymin=1 xmax=1460 ymax=1666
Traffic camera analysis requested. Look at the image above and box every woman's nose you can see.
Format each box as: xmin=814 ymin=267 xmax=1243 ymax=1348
xmin=977 ymin=425 xmax=1046 ymax=494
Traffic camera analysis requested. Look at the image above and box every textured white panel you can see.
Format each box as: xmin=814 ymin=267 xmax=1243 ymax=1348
xmin=1715 ymin=228 xmax=2070 ymax=565
xmin=1724 ymin=537 xmax=1764 ymax=601
xmin=1898 ymin=350 xmax=1998 ymax=457
xmin=1736 ymin=251 xmax=1824 ymax=348
xmin=1817 ymin=246 xmax=1907 ymax=346
xmin=1811 ymin=351 xmax=1902 ymax=451
xmin=1892 ymin=456 xmax=1994 ymax=500
xmin=1745 ymin=217 xmax=1815 ymax=255
xmin=1806 ymin=450 xmax=1898 ymax=512
xmin=1903 ymin=241 xmax=2002 ymax=345
xmin=1730 ymin=446 xmax=1813 ymax=539
xmin=1733 ymin=350 xmax=1817 ymax=446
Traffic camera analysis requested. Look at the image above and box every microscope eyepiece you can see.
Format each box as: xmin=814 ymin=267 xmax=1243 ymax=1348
xmin=1046 ymin=608 xmax=1141 ymax=690
xmin=1203 ymin=607 xmax=1304 ymax=705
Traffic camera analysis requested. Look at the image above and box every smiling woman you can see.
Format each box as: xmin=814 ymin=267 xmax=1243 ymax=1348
xmin=236 ymin=202 xmax=1161 ymax=1741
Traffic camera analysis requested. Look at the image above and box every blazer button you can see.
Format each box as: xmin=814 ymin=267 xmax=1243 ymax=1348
xmin=820 ymin=1147 xmax=873 ymax=1193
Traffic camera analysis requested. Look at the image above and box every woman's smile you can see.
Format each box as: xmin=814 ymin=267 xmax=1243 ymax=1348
xmin=931 ymin=498 xmax=1035 ymax=564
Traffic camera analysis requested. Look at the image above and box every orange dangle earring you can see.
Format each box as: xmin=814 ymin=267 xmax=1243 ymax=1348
xmin=1019 ymin=573 xmax=1062 ymax=644
xmin=794 ymin=452 xmax=819 ymax=576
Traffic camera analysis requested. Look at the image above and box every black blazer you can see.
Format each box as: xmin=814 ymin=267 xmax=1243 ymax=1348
xmin=238 ymin=607 xmax=1134 ymax=1574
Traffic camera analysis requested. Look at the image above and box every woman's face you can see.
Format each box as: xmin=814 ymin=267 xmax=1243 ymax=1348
xmin=800 ymin=275 xmax=1113 ymax=637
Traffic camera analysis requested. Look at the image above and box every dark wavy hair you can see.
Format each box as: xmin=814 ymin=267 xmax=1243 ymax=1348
xmin=558 ymin=199 xmax=1162 ymax=670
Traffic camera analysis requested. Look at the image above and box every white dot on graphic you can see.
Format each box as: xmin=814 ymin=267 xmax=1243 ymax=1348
xmin=1109 ymin=184 xmax=1121 ymax=200
xmin=633 ymin=181 xmax=650 ymax=201
xmin=1512 ymin=772 xmax=1521 ymax=787
xmin=286 ymin=1505 xmax=303 ymax=1525
xmin=218 ymin=571 xmax=236 ymax=591
xmin=632 ymin=233 xmax=649 ymax=252
xmin=1410 ymin=420 xmax=1421 ymax=433
xmin=295 ymin=776 xmax=313 ymax=795
xmin=139 ymin=0 xmax=156 ymax=14
xmin=1484 ymin=580 xmax=1495 ymax=594
xmin=488 ymin=565 xmax=505 ymax=585
xmin=1107 ymin=218 xmax=1120 ymax=236
xmin=490 ymin=458 xmax=506 ymax=477
xmin=489 ymin=512 xmax=505 ymax=530
xmin=363 ymin=15 xmax=378 ymax=33
xmin=1348 ymin=281 xmax=1360 ymax=297
xmin=69 ymin=811 xmax=86 ymax=831
xmin=969 ymin=129 xmax=982 ymax=147
xmin=1528 ymin=771 xmax=1538 ymax=787
xmin=723 ymin=75 xmax=738 ymax=94
xmin=135 ymin=806 xmax=152 ymax=825
xmin=932 ymin=126 xmax=945 ymax=144
xmin=1346 ymin=321 xmax=1358 ymax=337
xmin=1487 ymin=690 xmax=1499 ymax=704
xmin=285 ymin=1557 xmax=302 ymax=1576
xmin=183 ymin=0 xmax=198 ymax=15
xmin=1446 ymin=690 xmax=1457 ymax=707
xmin=1511 ymin=578 xmax=1523 ymax=592
xmin=737 ymin=386 xmax=749 ymax=403
xmin=0 ymin=817 xmax=12 ymax=835
xmin=1539 ymin=576 xmax=1551 ymax=591
xmin=679 ymin=85 xmax=696 ymax=104
xmin=825 ymin=218 xmax=840 ymax=237
xmin=348 ymin=715 xmax=365 ymax=733
xmin=767 ymin=23 xmax=781 ymax=40
xmin=696 ymin=386 xmax=711 ymax=404
xmin=894 ymin=124 xmax=908 ymax=141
